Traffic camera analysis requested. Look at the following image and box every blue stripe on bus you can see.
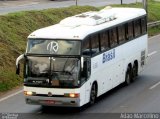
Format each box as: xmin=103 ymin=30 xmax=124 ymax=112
xmin=102 ymin=49 xmax=115 ymax=64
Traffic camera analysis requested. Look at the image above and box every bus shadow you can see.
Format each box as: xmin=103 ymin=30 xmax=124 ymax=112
xmin=90 ymin=74 xmax=160 ymax=109
xmin=40 ymin=74 xmax=157 ymax=114
xmin=50 ymin=0 xmax=73 ymax=2
xmin=40 ymin=83 xmax=126 ymax=114
xmin=41 ymin=106 xmax=83 ymax=114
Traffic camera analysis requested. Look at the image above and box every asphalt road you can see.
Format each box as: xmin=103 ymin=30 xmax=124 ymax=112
xmin=0 ymin=34 xmax=160 ymax=119
xmin=0 ymin=0 xmax=142 ymax=15
xmin=0 ymin=1 xmax=159 ymax=119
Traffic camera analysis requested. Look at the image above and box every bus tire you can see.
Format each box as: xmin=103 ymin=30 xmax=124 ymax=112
xmin=89 ymin=83 xmax=97 ymax=105
xmin=125 ymin=67 xmax=132 ymax=85
xmin=132 ymin=63 xmax=138 ymax=81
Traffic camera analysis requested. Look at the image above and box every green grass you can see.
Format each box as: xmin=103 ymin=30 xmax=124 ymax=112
xmin=148 ymin=25 xmax=160 ymax=36
xmin=111 ymin=0 xmax=160 ymax=36
xmin=0 ymin=6 xmax=98 ymax=92
xmin=0 ymin=1 xmax=160 ymax=92
xmin=0 ymin=70 xmax=22 ymax=91
xmin=112 ymin=0 xmax=160 ymax=22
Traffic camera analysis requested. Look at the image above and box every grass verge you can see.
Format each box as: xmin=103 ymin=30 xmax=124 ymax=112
xmin=112 ymin=0 xmax=160 ymax=36
xmin=0 ymin=6 xmax=98 ymax=92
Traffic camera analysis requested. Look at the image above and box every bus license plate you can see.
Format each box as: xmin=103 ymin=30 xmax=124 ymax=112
xmin=44 ymin=100 xmax=55 ymax=104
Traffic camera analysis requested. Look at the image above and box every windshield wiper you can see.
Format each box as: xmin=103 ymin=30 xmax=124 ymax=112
xmin=63 ymin=58 xmax=70 ymax=72
xmin=63 ymin=71 xmax=72 ymax=75
xmin=62 ymin=48 xmax=73 ymax=72
xmin=66 ymin=59 xmax=79 ymax=80
xmin=65 ymin=58 xmax=79 ymax=76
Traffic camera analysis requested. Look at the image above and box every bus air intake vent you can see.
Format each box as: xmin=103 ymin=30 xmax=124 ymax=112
xmin=59 ymin=6 xmax=117 ymax=27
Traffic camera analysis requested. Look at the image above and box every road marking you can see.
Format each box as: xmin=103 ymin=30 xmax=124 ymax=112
xmin=148 ymin=51 xmax=157 ymax=57
xmin=19 ymin=2 xmax=39 ymax=7
xmin=0 ymin=90 xmax=23 ymax=102
xmin=149 ymin=34 xmax=160 ymax=40
xmin=37 ymin=111 xmax=42 ymax=114
xmin=149 ymin=81 xmax=160 ymax=90
xmin=120 ymin=105 xmax=128 ymax=108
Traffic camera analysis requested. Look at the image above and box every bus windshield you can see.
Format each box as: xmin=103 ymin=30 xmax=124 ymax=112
xmin=25 ymin=56 xmax=81 ymax=88
xmin=27 ymin=39 xmax=81 ymax=55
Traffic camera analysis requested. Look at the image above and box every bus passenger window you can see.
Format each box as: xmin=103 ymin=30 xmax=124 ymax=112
xmin=141 ymin=17 xmax=147 ymax=34
xmin=100 ymin=31 xmax=109 ymax=51
xmin=126 ymin=22 xmax=134 ymax=40
xmin=134 ymin=19 xmax=141 ymax=37
xmin=91 ymin=34 xmax=100 ymax=56
xmin=82 ymin=38 xmax=91 ymax=56
xmin=109 ymin=28 xmax=118 ymax=47
xmin=118 ymin=25 xmax=125 ymax=43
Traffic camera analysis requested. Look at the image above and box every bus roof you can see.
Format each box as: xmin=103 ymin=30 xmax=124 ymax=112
xmin=28 ymin=7 xmax=146 ymax=40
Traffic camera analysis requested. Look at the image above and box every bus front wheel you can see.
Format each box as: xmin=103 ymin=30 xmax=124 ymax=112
xmin=89 ymin=83 xmax=97 ymax=105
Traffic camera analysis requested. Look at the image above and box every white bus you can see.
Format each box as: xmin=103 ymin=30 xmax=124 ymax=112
xmin=16 ymin=7 xmax=148 ymax=107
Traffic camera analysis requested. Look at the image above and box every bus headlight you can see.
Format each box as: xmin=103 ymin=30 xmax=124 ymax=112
xmin=64 ymin=93 xmax=79 ymax=98
xmin=24 ymin=91 xmax=36 ymax=96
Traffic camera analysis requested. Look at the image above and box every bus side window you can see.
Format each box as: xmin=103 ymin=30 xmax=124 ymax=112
xmin=91 ymin=34 xmax=100 ymax=56
xmin=100 ymin=30 xmax=109 ymax=51
xmin=141 ymin=17 xmax=147 ymax=34
xmin=118 ymin=25 xmax=125 ymax=43
xmin=134 ymin=19 xmax=141 ymax=37
xmin=126 ymin=22 xmax=134 ymax=40
xmin=82 ymin=38 xmax=91 ymax=56
xmin=109 ymin=27 xmax=118 ymax=47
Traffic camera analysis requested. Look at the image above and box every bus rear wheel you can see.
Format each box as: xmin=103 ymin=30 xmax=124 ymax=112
xmin=89 ymin=83 xmax=97 ymax=105
xmin=132 ymin=63 xmax=138 ymax=81
xmin=125 ymin=67 xmax=132 ymax=85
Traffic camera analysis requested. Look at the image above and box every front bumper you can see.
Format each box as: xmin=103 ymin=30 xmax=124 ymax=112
xmin=25 ymin=96 xmax=80 ymax=107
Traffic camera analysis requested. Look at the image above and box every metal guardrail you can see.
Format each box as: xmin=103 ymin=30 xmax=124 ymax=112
xmin=147 ymin=21 xmax=160 ymax=28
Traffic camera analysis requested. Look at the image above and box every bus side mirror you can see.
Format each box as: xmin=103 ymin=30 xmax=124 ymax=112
xmin=81 ymin=57 xmax=84 ymax=70
xmin=16 ymin=54 xmax=24 ymax=75
xmin=16 ymin=63 xmax=20 ymax=75
xmin=81 ymin=57 xmax=88 ymax=78
xmin=81 ymin=61 xmax=87 ymax=78
xmin=83 ymin=61 xmax=88 ymax=78
xmin=81 ymin=58 xmax=90 ymax=79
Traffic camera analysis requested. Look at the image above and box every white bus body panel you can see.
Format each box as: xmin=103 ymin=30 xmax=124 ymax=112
xmin=84 ymin=34 xmax=148 ymax=102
